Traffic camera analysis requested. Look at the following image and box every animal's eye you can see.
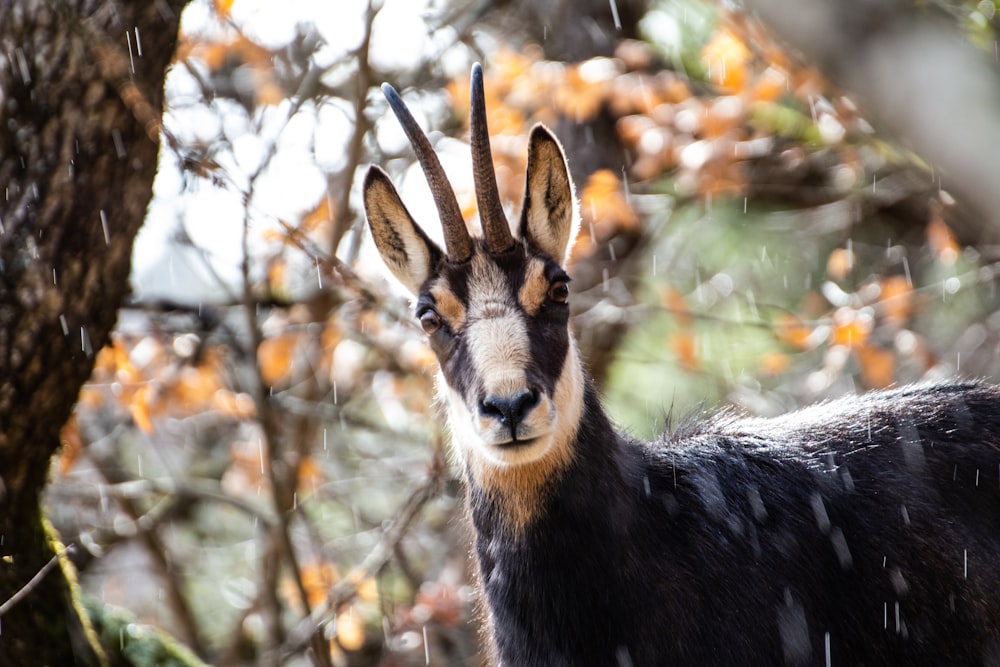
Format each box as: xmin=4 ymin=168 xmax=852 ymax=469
xmin=548 ymin=280 xmax=570 ymax=304
xmin=419 ymin=309 xmax=443 ymax=334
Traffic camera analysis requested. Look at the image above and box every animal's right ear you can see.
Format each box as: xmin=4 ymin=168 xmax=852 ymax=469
xmin=363 ymin=166 xmax=443 ymax=295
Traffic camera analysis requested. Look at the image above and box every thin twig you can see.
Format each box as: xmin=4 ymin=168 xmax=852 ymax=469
xmin=330 ymin=0 xmax=378 ymax=260
xmin=0 ymin=547 xmax=71 ymax=617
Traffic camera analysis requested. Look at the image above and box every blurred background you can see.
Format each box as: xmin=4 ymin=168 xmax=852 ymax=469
xmin=45 ymin=0 xmax=1000 ymax=664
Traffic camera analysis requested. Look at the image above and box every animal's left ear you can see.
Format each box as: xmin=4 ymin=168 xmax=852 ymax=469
xmin=518 ymin=124 xmax=578 ymax=266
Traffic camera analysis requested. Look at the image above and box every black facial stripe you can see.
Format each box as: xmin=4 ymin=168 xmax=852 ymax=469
xmin=441 ymin=335 xmax=482 ymax=403
xmin=492 ymin=246 xmax=530 ymax=298
xmin=525 ymin=303 xmax=569 ymax=397
xmin=441 ymin=249 xmax=474 ymax=305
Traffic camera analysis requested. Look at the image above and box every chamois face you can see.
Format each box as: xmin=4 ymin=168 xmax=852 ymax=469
xmin=364 ymin=67 xmax=583 ymax=480
xmin=418 ymin=241 xmax=579 ymax=467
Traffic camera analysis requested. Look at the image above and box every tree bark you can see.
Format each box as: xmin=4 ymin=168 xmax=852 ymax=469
xmin=0 ymin=1 xmax=188 ymax=663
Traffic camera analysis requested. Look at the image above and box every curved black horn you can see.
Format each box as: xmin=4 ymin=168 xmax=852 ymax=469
xmin=470 ymin=63 xmax=514 ymax=254
xmin=381 ymin=82 xmax=473 ymax=262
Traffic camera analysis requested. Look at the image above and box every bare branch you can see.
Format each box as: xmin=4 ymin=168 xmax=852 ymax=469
xmin=0 ymin=549 xmax=68 ymax=617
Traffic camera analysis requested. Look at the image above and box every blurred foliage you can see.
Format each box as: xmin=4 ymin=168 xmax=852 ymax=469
xmin=41 ymin=0 xmax=1000 ymax=664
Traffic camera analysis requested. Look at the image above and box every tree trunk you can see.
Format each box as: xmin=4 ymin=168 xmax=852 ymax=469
xmin=0 ymin=1 xmax=188 ymax=663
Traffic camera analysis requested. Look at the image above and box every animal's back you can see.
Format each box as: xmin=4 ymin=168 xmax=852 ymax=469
xmin=628 ymin=382 xmax=1000 ymax=665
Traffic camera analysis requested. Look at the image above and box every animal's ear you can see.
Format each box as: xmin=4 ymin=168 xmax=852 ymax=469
xmin=518 ymin=124 xmax=578 ymax=266
xmin=364 ymin=166 xmax=443 ymax=295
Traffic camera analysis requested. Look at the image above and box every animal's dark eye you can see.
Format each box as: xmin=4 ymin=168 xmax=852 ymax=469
xmin=419 ymin=309 xmax=442 ymax=334
xmin=548 ymin=280 xmax=570 ymax=304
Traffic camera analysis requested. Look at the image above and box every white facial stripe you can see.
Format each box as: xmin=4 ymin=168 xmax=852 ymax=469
xmin=467 ymin=312 xmax=529 ymax=392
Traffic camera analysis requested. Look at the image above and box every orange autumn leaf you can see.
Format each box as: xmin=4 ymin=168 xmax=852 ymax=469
xmin=776 ymin=315 xmax=813 ymax=350
xmin=297 ymin=561 xmax=338 ymax=610
xmin=927 ymin=214 xmax=959 ymax=266
xmin=267 ymin=258 xmax=287 ymax=291
xmin=878 ymin=275 xmax=913 ymax=327
xmin=579 ymin=170 xmax=639 ymax=236
xmin=554 ymin=67 xmax=607 ymax=122
xmin=856 ymin=343 xmax=895 ymax=389
xmin=213 ymin=389 xmax=256 ymax=419
xmin=78 ymin=386 xmax=105 ymax=409
xmin=702 ymin=27 xmax=752 ymax=92
xmin=660 ymin=286 xmax=693 ymax=327
xmin=129 ymin=384 xmax=156 ymax=434
xmin=751 ymin=66 xmax=788 ymax=103
xmin=302 ymin=197 xmax=334 ymax=234
xmin=297 ymin=455 xmax=323 ymax=494
xmin=335 ymin=610 xmax=366 ymax=651
xmin=831 ymin=315 xmax=870 ymax=349
xmin=702 ymin=96 xmax=744 ymax=138
xmin=59 ymin=415 xmax=83 ymax=476
xmin=213 ymin=0 xmax=235 ymax=18
xmin=759 ymin=351 xmax=791 ymax=376
xmin=826 ymin=247 xmax=855 ymax=281
xmin=255 ymin=79 xmax=285 ymax=106
xmin=173 ymin=364 xmax=223 ymax=409
xmin=670 ymin=331 xmax=699 ymax=372
xmin=258 ymin=333 xmax=296 ymax=386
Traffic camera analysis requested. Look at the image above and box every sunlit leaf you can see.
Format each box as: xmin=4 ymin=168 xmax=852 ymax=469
xmin=855 ymin=343 xmax=895 ymax=389
xmin=758 ymin=351 xmax=791 ymax=376
xmin=258 ymin=333 xmax=297 ymax=386
xmin=826 ymin=247 xmax=855 ymax=281
xmin=670 ymin=331 xmax=700 ymax=372
xmin=213 ymin=389 xmax=256 ymax=419
xmin=297 ymin=455 xmax=323 ymax=495
xmin=213 ymin=0 xmax=235 ymax=17
xmin=58 ymin=415 xmax=83 ymax=476
xmin=335 ymin=610 xmax=366 ymax=651
xmin=751 ymin=66 xmax=788 ymax=103
xmin=661 ymin=286 xmax=693 ymax=327
xmin=701 ymin=27 xmax=751 ymax=92
xmin=129 ymin=384 xmax=156 ymax=435
xmin=776 ymin=315 xmax=814 ymax=350
xmin=878 ymin=275 xmax=913 ymax=327
xmin=174 ymin=364 xmax=223 ymax=409
xmin=577 ymin=169 xmax=639 ymax=249
xmin=927 ymin=211 xmax=960 ymax=266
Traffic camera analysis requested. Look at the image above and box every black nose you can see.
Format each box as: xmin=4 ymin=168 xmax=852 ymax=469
xmin=479 ymin=388 xmax=540 ymax=436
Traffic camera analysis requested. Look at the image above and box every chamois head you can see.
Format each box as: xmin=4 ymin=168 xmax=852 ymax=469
xmin=364 ymin=64 xmax=584 ymax=489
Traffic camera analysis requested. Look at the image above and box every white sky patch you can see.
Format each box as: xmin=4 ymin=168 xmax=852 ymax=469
xmin=228 ymin=0 xmax=305 ymax=50
xmin=253 ymin=147 xmax=327 ymax=222
xmin=638 ymin=9 xmax=682 ymax=52
xmin=314 ymin=99 xmax=355 ymax=172
xmin=313 ymin=0 xmax=368 ymax=63
xmin=370 ymin=0 xmax=432 ymax=71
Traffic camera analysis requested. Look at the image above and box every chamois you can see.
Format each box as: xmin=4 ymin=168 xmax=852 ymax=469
xmin=363 ymin=64 xmax=1000 ymax=666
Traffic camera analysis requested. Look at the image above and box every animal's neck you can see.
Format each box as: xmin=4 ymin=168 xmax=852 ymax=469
xmin=466 ymin=377 xmax=626 ymax=538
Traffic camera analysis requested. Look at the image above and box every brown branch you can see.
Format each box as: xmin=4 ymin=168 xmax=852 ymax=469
xmin=0 ymin=549 xmax=68 ymax=617
xmin=239 ymin=196 xmax=333 ymax=667
xmin=330 ymin=0 xmax=378 ymax=259
xmin=280 ymin=439 xmax=448 ymax=660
